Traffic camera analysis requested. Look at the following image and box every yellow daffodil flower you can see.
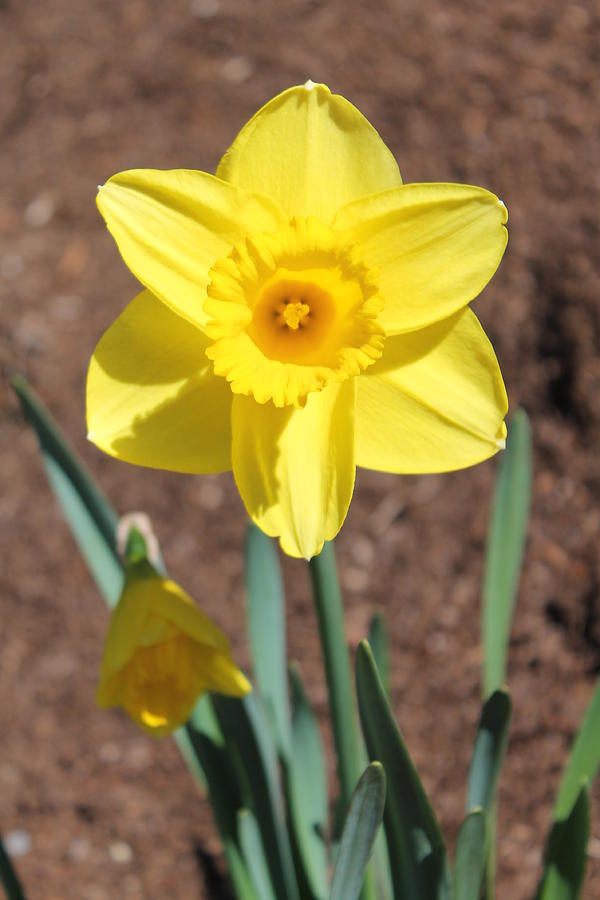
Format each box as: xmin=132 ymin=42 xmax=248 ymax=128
xmin=87 ymin=82 xmax=508 ymax=559
xmin=97 ymin=566 xmax=251 ymax=736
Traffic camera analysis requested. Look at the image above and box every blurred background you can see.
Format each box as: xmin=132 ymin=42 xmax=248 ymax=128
xmin=1 ymin=0 xmax=599 ymax=897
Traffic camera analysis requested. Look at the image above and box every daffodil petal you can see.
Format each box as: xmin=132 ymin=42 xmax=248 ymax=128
xmin=87 ymin=290 xmax=232 ymax=473
xmin=217 ymin=82 xmax=402 ymax=224
xmin=97 ymin=169 xmax=285 ymax=328
xmin=355 ymin=308 xmax=508 ymax=472
xmin=333 ymin=183 xmax=508 ymax=334
xmin=231 ymin=380 xmax=356 ymax=559
xmin=97 ymin=576 xmax=154 ymax=694
xmin=152 ymin=580 xmax=232 ymax=653
xmin=194 ymin=648 xmax=252 ymax=697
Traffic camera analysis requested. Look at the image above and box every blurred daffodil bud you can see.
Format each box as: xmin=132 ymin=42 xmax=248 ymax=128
xmin=97 ymin=541 xmax=250 ymax=736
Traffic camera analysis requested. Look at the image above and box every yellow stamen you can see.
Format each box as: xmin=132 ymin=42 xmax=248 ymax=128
xmin=279 ymin=300 xmax=310 ymax=330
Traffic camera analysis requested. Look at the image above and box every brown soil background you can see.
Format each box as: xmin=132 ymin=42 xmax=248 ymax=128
xmin=2 ymin=0 xmax=600 ymax=897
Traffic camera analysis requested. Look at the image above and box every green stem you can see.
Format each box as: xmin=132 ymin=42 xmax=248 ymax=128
xmin=308 ymin=543 xmax=378 ymax=900
xmin=308 ymin=542 xmax=362 ymax=815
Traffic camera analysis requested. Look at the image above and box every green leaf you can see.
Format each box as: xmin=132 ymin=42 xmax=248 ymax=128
xmin=368 ymin=612 xmax=390 ymax=698
xmin=12 ymin=374 xmax=123 ymax=607
xmin=361 ymin=618 xmax=394 ymax=900
xmin=482 ymin=409 xmax=532 ymax=698
xmin=308 ymin=543 xmax=363 ymax=818
xmin=355 ymin=641 xmax=452 ymax=900
xmin=245 ymin=523 xmax=291 ymax=759
xmin=185 ymin=723 xmax=258 ymax=900
xmin=286 ymin=664 xmax=329 ymax=900
xmin=330 ymin=763 xmax=386 ymax=900
xmin=466 ymin=691 xmax=511 ymax=900
xmin=185 ymin=723 xmax=242 ymax=856
xmin=554 ymin=675 xmax=600 ymax=820
xmin=238 ymin=809 xmax=277 ymax=900
xmin=466 ymin=689 xmax=511 ymax=817
xmin=363 ymin=622 xmax=395 ymax=900
xmin=536 ymin=785 xmax=590 ymax=900
xmin=0 ymin=833 xmax=27 ymax=900
xmin=212 ymin=693 xmax=300 ymax=900
xmin=225 ymin=848 xmax=261 ymax=900
xmin=453 ymin=809 xmax=486 ymax=900
xmin=175 ymin=693 xmax=223 ymax=788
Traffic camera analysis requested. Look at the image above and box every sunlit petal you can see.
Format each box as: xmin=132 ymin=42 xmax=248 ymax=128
xmin=217 ymin=82 xmax=402 ymax=224
xmin=97 ymin=169 xmax=285 ymax=328
xmin=87 ymin=290 xmax=232 ymax=473
xmin=355 ymin=308 xmax=507 ymax=472
xmin=333 ymin=183 xmax=507 ymax=333
xmin=231 ymin=380 xmax=356 ymax=559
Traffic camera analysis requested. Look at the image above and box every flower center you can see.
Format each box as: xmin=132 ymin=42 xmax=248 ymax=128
xmin=204 ymin=217 xmax=385 ymax=408
xmin=250 ymin=276 xmax=330 ymax=359
xmin=280 ymin=298 xmax=310 ymax=330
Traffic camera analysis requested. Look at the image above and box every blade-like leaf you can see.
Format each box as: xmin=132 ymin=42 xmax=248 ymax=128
xmin=245 ymin=523 xmax=291 ymax=759
xmin=238 ymin=809 xmax=277 ymax=900
xmin=286 ymin=664 xmax=329 ymax=900
xmin=359 ymin=620 xmax=394 ymax=900
xmin=368 ymin=613 xmax=390 ymax=698
xmin=536 ymin=785 xmax=590 ymax=900
xmin=466 ymin=689 xmax=511 ymax=817
xmin=185 ymin=723 xmax=258 ymax=900
xmin=12 ymin=374 xmax=123 ymax=607
xmin=212 ymin=693 xmax=300 ymax=900
xmin=308 ymin=543 xmax=363 ymax=818
xmin=365 ymin=617 xmax=395 ymax=900
xmin=175 ymin=693 xmax=224 ymax=787
xmin=482 ymin=409 xmax=532 ymax=698
xmin=0 ymin=833 xmax=27 ymax=900
xmin=453 ymin=809 xmax=486 ymax=900
xmin=356 ymin=641 xmax=452 ymax=900
xmin=330 ymin=763 xmax=386 ymax=900
xmin=11 ymin=378 xmax=210 ymax=792
xmin=554 ymin=676 xmax=600 ymax=820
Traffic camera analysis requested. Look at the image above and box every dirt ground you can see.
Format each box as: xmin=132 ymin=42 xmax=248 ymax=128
xmin=1 ymin=0 xmax=600 ymax=897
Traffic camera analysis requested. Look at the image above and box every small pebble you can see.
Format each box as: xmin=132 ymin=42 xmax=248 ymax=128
xmin=13 ymin=316 xmax=45 ymax=351
xmin=588 ymin=836 xmax=600 ymax=859
xmin=109 ymin=840 xmax=134 ymax=864
xmin=4 ymin=829 xmax=31 ymax=858
xmin=125 ymin=740 xmax=152 ymax=770
xmin=41 ymin=652 xmax=77 ymax=678
xmin=341 ymin=566 xmax=369 ymax=593
xmin=98 ymin=741 xmax=122 ymax=764
xmin=351 ymin=535 xmax=375 ymax=566
xmin=221 ymin=56 xmax=254 ymax=84
xmin=81 ymin=111 xmax=111 ymax=138
xmin=24 ymin=192 xmax=56 ymax=228
xmin=50 ymin=294 xmax=83 ymax=321
xmin=68 ymin=837 xmax=90 ymax=861
xmin=197 ymin=479 xmax=224 ymax=510
xmin=58 ymin=237 xmax=90 ymax=278
xmin=190 ymin=0 xmax=219 ymax=17
xmin=26 ymin=72 xmax=52 ymax=100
